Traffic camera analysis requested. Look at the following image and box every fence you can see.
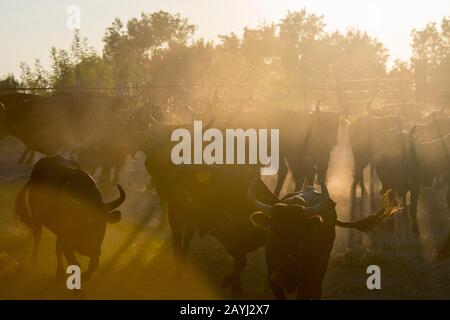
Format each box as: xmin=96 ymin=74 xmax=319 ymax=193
xmin=1 ymin=77 xmax=449 ymax=114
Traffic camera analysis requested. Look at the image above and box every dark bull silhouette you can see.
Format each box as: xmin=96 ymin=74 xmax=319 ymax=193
xmin=248 ymin=180 xmax=402 ymax=299
xmin=146 ymin=129 xmax=401 ymax=298
xmin=349 ymin=113 xmax=401 ymax=195
xmin=0 ymin=93 xmax=40 ymax=164
xmin=15 ymin=156 xmax=126 ymax=280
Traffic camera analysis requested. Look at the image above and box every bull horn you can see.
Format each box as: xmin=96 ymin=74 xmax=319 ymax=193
xmin=185 ymin=105 xmax=200 ymax=117
xmin=104 ymin=184 xmax=126 ymax=211
xmin=149 ymin=115 xmax=162 ymax=126
xmin=247 ymin=178 xmax=273 ymax=214
xmin=366 ymin=98 xmax=375 ymax=110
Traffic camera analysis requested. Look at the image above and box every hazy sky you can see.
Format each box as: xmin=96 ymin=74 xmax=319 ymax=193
xmin=1 ymin=0 xmax=449 ymax=78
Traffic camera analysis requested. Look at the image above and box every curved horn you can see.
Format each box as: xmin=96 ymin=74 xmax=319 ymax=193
xmin=366 ymin=98 xmax=375 ymax=110
xmin=247 ymin=178 xmax=273 ymax=214
xmin=103 ymin=184 xmax=126 ymax=211
xmin=185 ymin=105 xmax=200 ymax=117
xmin=149 ymin=114 xmax=162 ymax=126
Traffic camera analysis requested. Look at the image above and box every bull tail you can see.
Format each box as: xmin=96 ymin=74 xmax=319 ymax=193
xmin=336 ymin=190 xmax=404 ymax=232
xmin=15 ymin=181 xmax=33 ymax=228
xmin=335 ymin=215 xmax=383 ymax=232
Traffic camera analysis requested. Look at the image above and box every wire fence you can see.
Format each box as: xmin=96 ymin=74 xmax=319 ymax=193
xmin=1 ymin=77 xmax=449 ymax=113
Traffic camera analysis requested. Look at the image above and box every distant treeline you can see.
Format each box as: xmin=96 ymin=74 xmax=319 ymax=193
xmin=1 ymin=9 xmax=449 ymax=110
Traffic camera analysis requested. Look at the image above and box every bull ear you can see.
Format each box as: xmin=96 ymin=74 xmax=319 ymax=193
xmin=107 ymin=210 xmax=121 ymax=224
xmin=250 ymin=211 xmax=272 ymax=231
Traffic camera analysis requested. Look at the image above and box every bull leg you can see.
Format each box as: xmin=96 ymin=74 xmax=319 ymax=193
xmin=111 ymin=159 xmax=125 ymax=185
xmin=274 ymin=158 xmax=288 ymax=196
xmin=222 ymin=253 xmax=247 ymax=296
xmin=31 ymin=224 xmax=41 ymax=264
xmin=169 ymin=208 xmax=185 ymax=280
xmin=82 ymin=255 xmax=99 ymax=281
xmin=400 ymin=190 xmax=408 ymax=209
xmin=369 ymin=164 xmax=375 ymax=208
xmin=410 ymin=186 xmax=420 ymax=234
xmin=63 ymin=248 xmax=79 ymax=270
xmin=305 ymin=167 xmax=316 ymax=187
xmin=181 ymin=226 xmax=195 ymax=265
xmin=290 ymin=164 xmax=307 ymax=192
xmin=353 ymin=165 xmax=367 ymax=197
xmin=270 ymin=281 xmax=286 ymax=300
xmin=446 ymin=185 xmax=450 ymax=214
xmin=99 ymin=166 xmax=113 ymax=187
xmin=56 ymin=238 xmax=65 ymax=279
xmin=297 ymin=274 xmax=323 ymax=300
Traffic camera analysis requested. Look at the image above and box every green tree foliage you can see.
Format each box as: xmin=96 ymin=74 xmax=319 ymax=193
xmin=412 ymin=17 xmax=450 ymax=78
xmin=20 ymin=59 xmax=50 ymax=89
xmin=15 ymin=9 xmax=447 ymax=108
xmin=103 ymin=11 xmax=196 ymax=88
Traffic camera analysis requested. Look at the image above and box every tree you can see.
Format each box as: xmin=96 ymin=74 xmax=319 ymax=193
xmin=412 ymin=17 xmax=450 ymax=79
xmin=103 ymin=11 xmax=196 ymax=88
xmin=0 ymin=74 xmax=19 ymax=92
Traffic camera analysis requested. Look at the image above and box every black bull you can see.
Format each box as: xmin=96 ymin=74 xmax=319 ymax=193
xmin=248 ymin=179 xmax=401 ymax=299
xmin=0 ymin=93 xmax=148 ymax=184
xmin=180 ymin=105 xmax=341 ymax=195
xmin=144 ymin=120 xmax=402 ymax=297
xmin=15 ymin=156 xmax=126 ymax=280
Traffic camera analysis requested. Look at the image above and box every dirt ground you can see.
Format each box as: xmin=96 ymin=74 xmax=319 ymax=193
xmin=0 ymin=134 xmax=449 ymax=300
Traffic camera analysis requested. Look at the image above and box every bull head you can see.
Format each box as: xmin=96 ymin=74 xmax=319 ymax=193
xmin=247 ymin=178 xmax=328 ymax=231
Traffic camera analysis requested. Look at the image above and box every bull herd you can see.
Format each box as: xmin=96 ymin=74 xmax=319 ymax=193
xmin=1 ymin=92 xmax=449 ymax=299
